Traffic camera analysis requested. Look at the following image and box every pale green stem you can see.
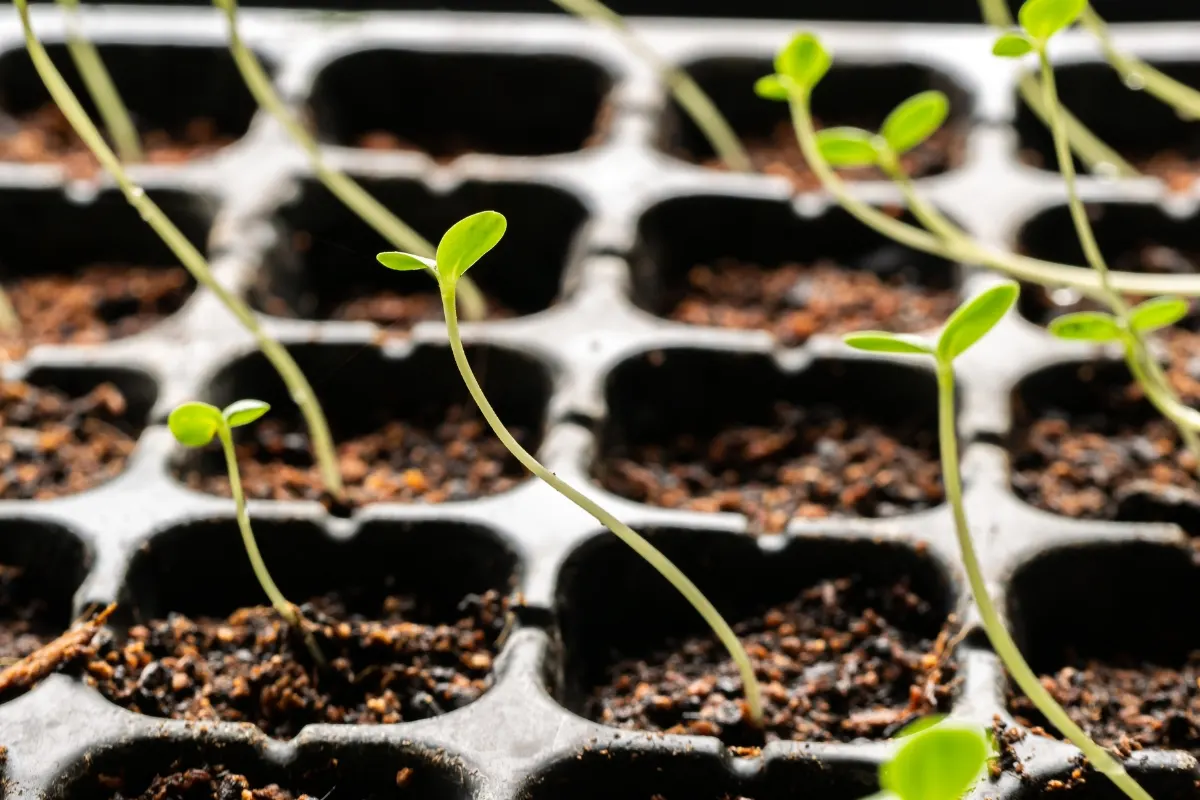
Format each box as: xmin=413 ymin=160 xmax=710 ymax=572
xmin=14 ymin=0 xmax=345 ymax=498
xmin=0 ymin=287 xmax=19 ymax=335
xmin=548 ymin=0 xmax=752 ymax=173
xmin=215 ymin=0 xmax=486 ymax=321
xmin=935 ymin=362 xmax=1153 ymax=800
xmin=439 ymin=280 xmax=764 ymax=727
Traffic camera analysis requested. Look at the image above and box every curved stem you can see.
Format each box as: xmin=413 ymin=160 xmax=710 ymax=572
xmin=439 ymin=281 xmax=764 ymax=726
xmin=14 ymin=0 xmax=345 ymax=498
xmin=935 ymin=363 xmax=1153 ymax=800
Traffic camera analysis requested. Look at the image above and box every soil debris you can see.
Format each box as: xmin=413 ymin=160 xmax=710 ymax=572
xmin=0 ymin=603 xmax=112 ymax=699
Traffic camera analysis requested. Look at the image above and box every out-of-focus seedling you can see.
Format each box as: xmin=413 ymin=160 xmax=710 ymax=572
xmin=378 ymin=212 xmax=765 ymax=727
xmin=864 ymin=716 xmax=990 ymax=800
xmin=844 ymin=283 xmax=1155 ymax=800
xmin=169 ymin=400 xmax=323 ymax=665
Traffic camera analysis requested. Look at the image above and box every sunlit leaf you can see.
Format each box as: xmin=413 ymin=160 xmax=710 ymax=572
xmin=774 ymin=32 xmax=831 ymax=92
xmin=168 ymin=402 xmax=223 ymax=448
xmin=881 ymin=91 xmax=949 ymax=154
xmin=1047 ymin=311 xmax=1122 ymax=342
xmin=436 ymin=211 xmax=507 ymax=282
xmin=1128 ymin=296 xmax=1190 ymax=334
xmin=843 ymin=332 xmax=933 ymax=355
xmin=816 ymin=127 xmax=880 ymax=167
xmin=992 ymin=32 xmax=1035 ymax=57
xmin=936 ymin=282 xmax=1019 ymax=362
xmin=223 ymin=399 xmax=271 ymax=428
xmin=1019 ymin=0 xmax=1086 ymax=41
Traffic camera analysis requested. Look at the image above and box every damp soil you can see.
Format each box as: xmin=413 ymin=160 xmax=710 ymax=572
xmin=0 ymin=381 xmax=138 ymax=499
xmin=99 ymin=766 xmax=314 ymax=800
xmin=667 ymin=259 xmax=959 ymax=345
xmin=0 ymin=564 xmax=57 ymax=662
xmin=0 ymin=265 xmax=192 ymax=360
xmin=588 ymin=576 xmax=959 ymax=746
xmin=0 ymin=104 xmax=234 ymax=178
xmin=598 ymin=402 xmax=943 ymax=533
xmin=81 ymin=589 xmax=508 ymax=740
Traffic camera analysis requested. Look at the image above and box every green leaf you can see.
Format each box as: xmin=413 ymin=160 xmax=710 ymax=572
xmin=377 ymin=251 xmax=436 ymax=272
xmin=168 ymin=402 xmax=223 ymax=448
xmin=1019 ymin=0 xmax=1086 ymax=41
xmin=937 ymin=282 xmax=1019 ymax=362
xmin=1128 ymin=296 xmax=1190 ymax=334
xmin=774 ymin=32 xmax=831 ymax=92
xmin=880 ymin=724 xmax=989 ymax=800
xmin=881 ymin=91 xmax=949 ymax=155
xmin=894 ymin=714 xmax=948 ymax=739
xmin=754 ymin=74 xmax=790 ymax=101
xmin=223 ymin=399 xmax=271 ymax=428
xmin=1047 ymin=311 xmax=1122 ymax=342
xmin=436 ymin=211 xmax=507 ymax=282
xmin=843 ymin=332 xmax=933 ymax=356
xmin=815 ymin=127 xmax=880 ymax=167
xmin=992 ymin=32 xmax=1035 ymax=57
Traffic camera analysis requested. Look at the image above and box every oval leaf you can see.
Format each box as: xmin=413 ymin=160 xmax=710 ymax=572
xmin=1047 ymin=311 xmax=1122 ymax=342
xmin=1128 ymin=296 xmax=1190 ymax=334
xmin=1019 ymin=0 xmax=1086 ymax=41
xmin=881 ymin=91 xmax=949 ymax=155
xmin=843 ymin=332 xmax=933 ymax=356
xmin=377 ymin=251 xmax=436 ymax=272
xmin=223 ymin=399 xmax=271 ymax=428
xmin=774 ymin=32 xmax=831 ymax=92
xmin=436 ymin=211 xmax=507 ymax=282
xmin=168 ymin=402 xmax=222 ymax=448
xmin=880 ymin=724 xmax=989 ymax=800
xmin=992 ymin=32 xmax=1035 ymax=58
xmin=816 ymin=127 xmax=880 ymax=167
xmin=937 ymin=282 xmax=1019 ymax=362
xmin=754 ymin=74 xmax=790 ymax=101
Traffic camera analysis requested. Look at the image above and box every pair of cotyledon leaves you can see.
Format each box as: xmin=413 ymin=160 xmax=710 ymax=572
xmin=169 ymin=399 xmax=271 ymax=448
xmin=376 ymin=211 xmax=508 ymax=284
xmin=994 ymin=0 xmax=1088 ymax=57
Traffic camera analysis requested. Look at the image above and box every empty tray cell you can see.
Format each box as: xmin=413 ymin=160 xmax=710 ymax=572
xmin=662 ymin=59 xmax=971 ymax=189
xmin=556 ymin=529 xmax=957 ymax=745
xmin=594 ymin=350 xmax=943 ymax=532
xmin=0 ymin=43 xmax=260 ymax=174
xmin=0 ymin=187 xmax=208 ymax=360
xmin=1016 ymin=61 xmax=1200 ymax=184
xmin=311 ymin=49 xmax=611 ymax=157
xmin=1 ymin=365 xmax=155 ymax=499
xmin=256 ymin=178 xmax=586 ymax=329
xmin=175 ymin=342 xmax=548 ymax=507
xmin=634 ymin=195 xmax=958 ymax=345
xmin=87 ymin=518 xmax=516 ymax=738
xmin=1007 ymin=542 xmax=1200 ymax=755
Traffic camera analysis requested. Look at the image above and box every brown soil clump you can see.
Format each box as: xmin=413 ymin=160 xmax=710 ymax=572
xmin=589 ymin=577 xmax=958 ymax=746
xmin=101 ymin=767 xmax=311 ymax=800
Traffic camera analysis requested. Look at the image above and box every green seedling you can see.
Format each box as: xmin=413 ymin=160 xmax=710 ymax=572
xmin=844 ymin=282 xmax=1155 ymax=800
xmin=169 ymin=401 xmax=324 ymax=664
xmin=865 ymin=716 xmax=990 ymax=800
xmin=14 ymin=0 xmax=344 ymax=499
xmin=378 ymin=212 xmax=765 ymax=727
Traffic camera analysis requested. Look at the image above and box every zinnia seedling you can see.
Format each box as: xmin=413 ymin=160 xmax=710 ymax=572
xmin=866 ymin=716 xmax=990 ymax=800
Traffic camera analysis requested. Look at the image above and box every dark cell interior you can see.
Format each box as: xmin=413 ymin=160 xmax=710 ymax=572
xmin=25 ymin=364 xmax=158 ymax=436
xmin=0 ymin=520 xmax=89 ymax=647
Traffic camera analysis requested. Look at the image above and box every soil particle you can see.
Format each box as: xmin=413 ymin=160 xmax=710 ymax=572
xmin=990 ymin=715 xmax=1027 ymax=779
xmin=105 ymin=767 xmax=308 ymax=800
xmin=82 ymin=590 xmax=507 ymax=740
xmin=0 ymin=265 xmax=191 ymax=360
xmin=668 ymin=259 xmax=958 ymax=345
xmin=598 ymin=403 xmax=942 ymax=533
xmin=0 ymin=381 xmax=138 ymax=499
xmin=588 ymin=577 xmax=958 ymax=746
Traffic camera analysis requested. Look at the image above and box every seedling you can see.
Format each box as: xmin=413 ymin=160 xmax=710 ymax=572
xmin=844 ymin=282 xmax=1155 ymax=800
xmin=866 ymin=716 xmax=990 ymax=800
xmin=168 ymin=400 xmax=323 ymax=664
xmin=377 ymin=212 xmax=765 ymax=727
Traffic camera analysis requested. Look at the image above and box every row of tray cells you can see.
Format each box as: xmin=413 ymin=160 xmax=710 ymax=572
xmin=0 ymin=43 xmax=1197 ymax=183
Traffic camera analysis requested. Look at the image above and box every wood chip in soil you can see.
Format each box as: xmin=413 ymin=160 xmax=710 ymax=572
xmin=81 ymin=590 xmax=508 ymax=740
xmin=589 ymin=577 xmax=958 ymax=747
xmin=598 ymin=402 xmax=942 ymax=533
xmin=99 ymin=767 xmax=313 ymax=800
xmin=0 ymin=381 xmax=138 ymax=499
xmin=668 ymin=259 xmax=958 ymax=345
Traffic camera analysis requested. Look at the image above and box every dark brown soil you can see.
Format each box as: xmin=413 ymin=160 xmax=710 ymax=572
xmin=82 ymin=589 xmax=507 ymax=740
xmin=0 ymin=265 xmax=191 ymax=360
xmin=598 ymin=403 xmax=943 ymax=533
xmin=181 ymin=405 xmax=529 ymax=505
xmin=588 ymin=576 xmax=959 ymax=746
xmin=0 ymin=381 xmax=138 ymax=499
xmin=0 ymin=564 xmax=55 ymax=661
xmin=0 ymin=104 xmax=234 ymax=178
xmin=667 ymin=259 xmax=958 ymax=345
xmin=101 ymin=767 xmax=309 ymax=800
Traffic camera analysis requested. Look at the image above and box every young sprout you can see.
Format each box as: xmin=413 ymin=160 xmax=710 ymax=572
xmin=377 ymin=212 xmax=765 ymax=727
xmin=168 ymin=400 xmax=323 ymax=664
xmin=868 ymin=716 xmax=990 ymax=800
xmin=844 ymin=282 xmax=1155 ymax=800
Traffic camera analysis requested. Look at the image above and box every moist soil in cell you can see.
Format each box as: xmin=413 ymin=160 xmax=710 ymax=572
xmin=588 ymin=576 xmax=958 ymax=747
xmin=81 ymin=589 xmax=508 ymax=740
xmin=99 ymin=767 xmax=303 ymax=800
xmin=667 ymin=259 xmax=959 ymax=345
xmin=0 ymin=564 xmax=59 ymax=663
xmin=0 ymin=265 xmax=191 ymax=361
xmin=598 ymin=403 xmax=943 ymax=533
xmin=0 ymin=381 xmax=138 ymax=499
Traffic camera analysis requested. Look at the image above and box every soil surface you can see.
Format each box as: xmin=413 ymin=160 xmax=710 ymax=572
xmin=0 ymin=265 xmax=191 ymax=360
xmin=82 ymin=589 xmax=507 ymax=740
xmin=0 ymin=105 xmax=234 ymax=178
xmin=101 ymin=767 xmax=310 ymax=800
xmin=599 ymin=402 xmax=943 ymax=533
xmin=0 ymin=564 xmax=55 ymax=661
xmin=588 ymin=576 xmax=959 ymax=746
xmin=667 ymin=259 xmax=958 ymax=345
xmin=0 ymin=381 xmax=138 ymax=499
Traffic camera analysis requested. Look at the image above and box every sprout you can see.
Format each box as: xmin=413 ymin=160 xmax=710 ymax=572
xmin=874 ymin=718 xmax=990 ymax=800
